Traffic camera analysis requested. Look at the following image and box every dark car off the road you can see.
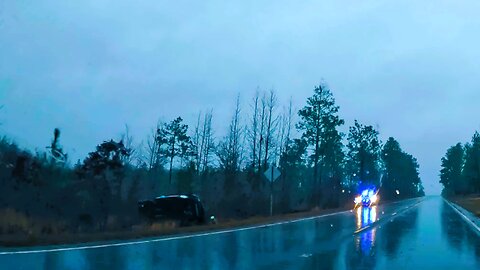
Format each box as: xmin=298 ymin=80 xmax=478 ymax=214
xmin=138 ymin=194 xmax=207 ymax=226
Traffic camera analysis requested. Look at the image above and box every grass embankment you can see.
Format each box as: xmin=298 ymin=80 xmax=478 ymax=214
xmin=2 ymin=196 xmax=423 ymax=248
xmin=2 ymin=197 xmax=422 ymax=248
xmin=0 ymin=204 xmax=355 ymax=248
xmin=450 ymin=196 xmax=480 ymax=217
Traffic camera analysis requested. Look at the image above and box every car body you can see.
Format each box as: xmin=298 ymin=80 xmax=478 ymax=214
xmin=354 ymin=187 xmax=379 ymax=208
xmin=138 ymin=194 xmax=206 ymax=226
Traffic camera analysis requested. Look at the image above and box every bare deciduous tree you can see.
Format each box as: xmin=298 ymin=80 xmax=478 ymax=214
xmin=146 ymin=121 xmax=163 ymax=170
xmin=201 ymin=110 xmax=214 ymax=173
xmin=120 ymin=124 xmax=136 ymax=166
xmin=193 ymin=110 xmax=214 ymax=174
xmin=257 ymin=93 xmax=267 ymax=170
xmin=263 ymin=89 xmax=278 ymax=169
xmin=217 ymin=95 xmax=243 ymax=174
xmin=248 ymin=90 xmax=260 ymax=170
xmin=276 ymin=97 xmax=294 ymax=164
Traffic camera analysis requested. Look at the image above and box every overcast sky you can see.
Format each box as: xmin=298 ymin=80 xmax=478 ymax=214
xmin=1 ymin=0 xmax=480 ymax=194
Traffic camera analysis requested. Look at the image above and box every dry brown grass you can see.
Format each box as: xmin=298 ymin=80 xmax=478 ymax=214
xmin=0 ymin=208 xmax=69 ymax=235
xmin=451 ymin=196 xmax=480 ymax=217
xmin=0 ymin=204 xmax=356 ymax=247
xmin=0 ymin=208 xmax=29 ymax=234
xmin=3 ymin=198 xmax=425 ymax=247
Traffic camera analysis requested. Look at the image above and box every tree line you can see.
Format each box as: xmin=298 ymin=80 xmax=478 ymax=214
xmin=0 ymin=84 xmax=424 ymax=234
xmin=440 ymin=131 xmax=480 ymax=196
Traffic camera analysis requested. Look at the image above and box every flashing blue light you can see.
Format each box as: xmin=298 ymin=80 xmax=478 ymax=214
xmin=355 ymin=186 xmax=379 ymax=208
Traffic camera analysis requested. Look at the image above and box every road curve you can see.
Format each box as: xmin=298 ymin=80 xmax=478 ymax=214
xmin=1 ymin=197 xmax=479 ymax=270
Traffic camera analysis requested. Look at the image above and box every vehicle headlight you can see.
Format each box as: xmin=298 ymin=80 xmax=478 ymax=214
xmin=354 ymin=196 xmax=362 ymax=204
xmin=370 ymin=194 xmax=378 ymax=203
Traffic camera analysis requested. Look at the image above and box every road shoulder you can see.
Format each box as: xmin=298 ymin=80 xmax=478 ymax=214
xmin=444 ymin=198 xmax=480 ymax=233
xmin=0 ymin=198 xmax=422 ymax=250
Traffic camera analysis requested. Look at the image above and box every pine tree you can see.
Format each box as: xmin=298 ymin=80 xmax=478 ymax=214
xmin=157 ymin=117 xmax=192 ymax=189
xmin=439 ymin=143 xmax=465 ymax=195
xmin=297 ymin=84 xmax=344 ymax=206
xmin=382 ymin=137 xmax=423 ymax=199
xmin=463 ymin=132 xmax=480 ymax=193
xmin=346 ymin=121 xmax=381 ymax=190
xmin=279 ymin=138 xmax=308 ymax=211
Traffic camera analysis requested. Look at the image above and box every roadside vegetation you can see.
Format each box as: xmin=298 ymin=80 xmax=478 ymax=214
xmin=439 ymin=132 xmax=480 ymax=196
xmin=449 ymin=197 xmax=480 ymax=218
xmin=440 ymin=132 xmax=480 ymax=216
xmin=0 ymin=84 xmax=424 ymax=245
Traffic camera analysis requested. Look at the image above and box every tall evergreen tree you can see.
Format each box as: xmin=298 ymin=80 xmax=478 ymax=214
xmin=382 ymin=138 xmax=403 ymax=199
xmin=382 ymin=137 xmax=424 ymax=199
xmin=463 ymin=132 xmax=480 ymax=193
xmin=346 ymin=121 xmax=381 ymax=190
xmin=158 ymin=117 xmax=192 ymax=188
xmin=439 ymin=143 xmax=466 ymax=195
xmin=319 ymin=115 xmax=345 ymax=207
xmin=77 ymin=140 xmax=130 ymax=194
xmin=279 ymin=138 xmax=308 ymax=211
xmin=76 ymin=139 xmax=131 ymax=227
xmin=297 ymin=84 xmax=344 ymax=206
xmin=402 ymin=153 xmax=423 ymax=197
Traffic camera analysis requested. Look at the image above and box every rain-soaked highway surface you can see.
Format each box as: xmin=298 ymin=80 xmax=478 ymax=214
xmin=1 ymin=196 xmax=480 ymax=270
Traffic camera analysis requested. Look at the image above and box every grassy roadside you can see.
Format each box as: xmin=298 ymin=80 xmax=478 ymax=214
xmin=0 ymin=204 xmax=355 ymax=248
xmin=450 ymin=195 xmax=480 ymax=217
xmin=0 ymin=198 xmax=416 ymax=248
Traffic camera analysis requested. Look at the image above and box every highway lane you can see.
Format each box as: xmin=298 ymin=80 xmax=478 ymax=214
xmin=1 ymin=197 xmax=479 ymax=269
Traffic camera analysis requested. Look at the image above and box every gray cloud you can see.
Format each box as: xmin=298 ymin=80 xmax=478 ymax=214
xmin=2 ymin=0 xmax=480 ymax=194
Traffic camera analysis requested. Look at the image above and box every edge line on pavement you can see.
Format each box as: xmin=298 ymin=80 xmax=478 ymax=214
xmin=444 ymin=198 xmax=480 ymax=234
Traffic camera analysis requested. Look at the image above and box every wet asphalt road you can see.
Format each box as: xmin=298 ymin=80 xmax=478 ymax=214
xmin=1 ymin=196 xmax=480 ymax=270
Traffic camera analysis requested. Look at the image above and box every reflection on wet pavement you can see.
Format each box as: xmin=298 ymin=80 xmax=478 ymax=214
xmin=354 ymin=206 xmax=377 ymax=255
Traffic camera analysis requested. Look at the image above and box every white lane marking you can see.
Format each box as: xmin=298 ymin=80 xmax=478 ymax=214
xmin=444 ymin=199 xmax=480 ymax=233
xmin=0 ymin=209 xmax=352 ymax=255
xmin=300 ymin=253 xmax=312 ymax=258
xmin=353 ymin=199 xmax=423 ymax=235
